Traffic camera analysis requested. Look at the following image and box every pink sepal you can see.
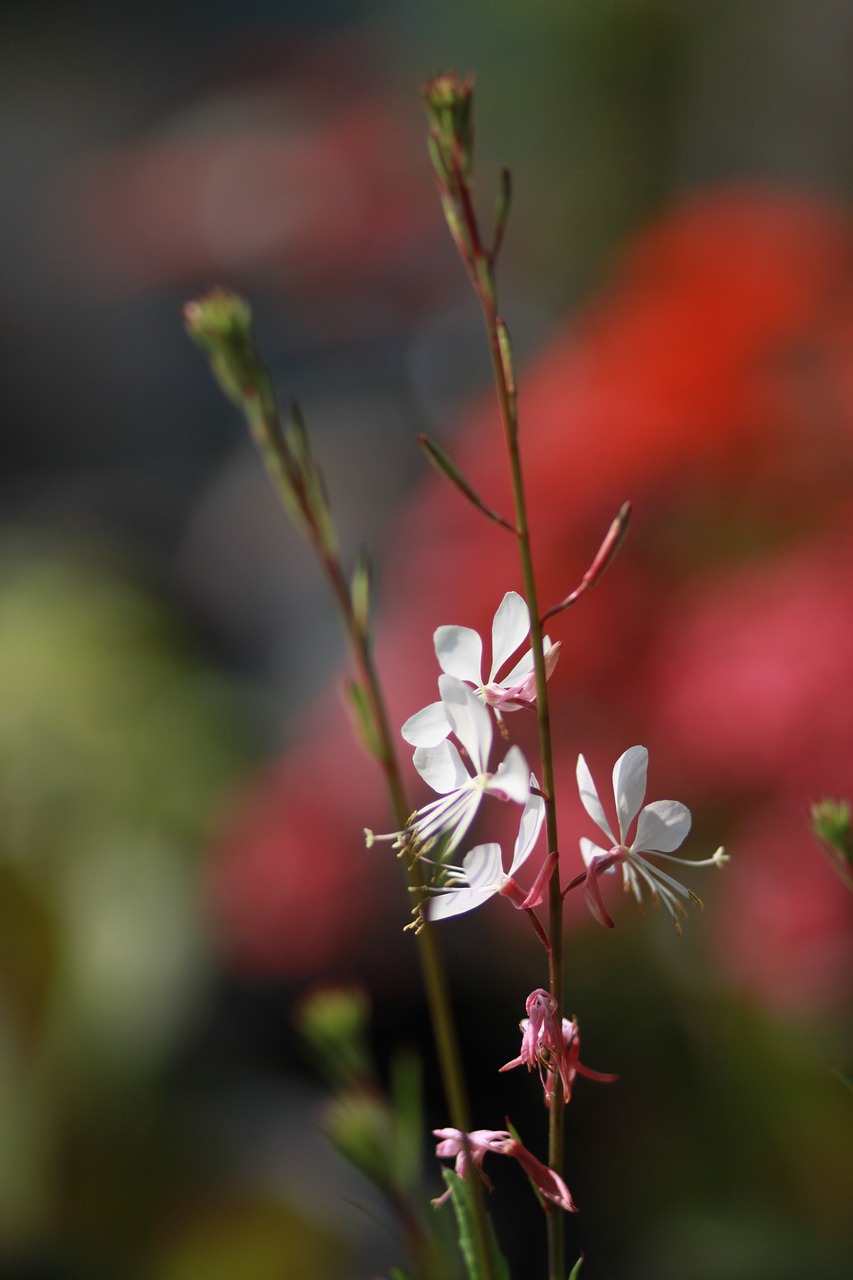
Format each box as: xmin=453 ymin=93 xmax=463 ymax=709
xmin=499 ymin=850 xmax=558 ymax=910
xmin=504 ymin=1137 xmax=577 ymax=1213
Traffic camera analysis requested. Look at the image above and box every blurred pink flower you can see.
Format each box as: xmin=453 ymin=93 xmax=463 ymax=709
xmin=432 ymin=1126 xmax=576 ymax=1212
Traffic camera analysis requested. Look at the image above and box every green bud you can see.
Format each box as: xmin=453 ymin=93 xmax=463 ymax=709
xmin=421 ymin=72 xmax=475 ymax=179
xmin=184 ymin=290 xmax=266 ymax=409
xmin=295 ymin=986 xmax=374 ymax=1087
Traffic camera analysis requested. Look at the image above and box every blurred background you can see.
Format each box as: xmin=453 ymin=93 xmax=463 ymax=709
xmin=1 ymin=1 xmax=852 ymax=1277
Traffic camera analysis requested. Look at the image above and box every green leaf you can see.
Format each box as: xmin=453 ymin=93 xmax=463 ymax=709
xmin=441 ymin=1171 xmax=510 ymax=1280
xmin=568 ymin=1254 xmax=585 ymax=1280
xmin=343 ymin=680 xmax=384 ymax=762
xmin=284 ymin=401 xmax=339 ymax=557
xmin=490 ymin=168 xmax=512 ymax=266
xmin=418 ymin=436 xmax=515 ymax=533
xmin=350 ymin=548 xmax=373 ymax=648
xmin=495 ymin=317 xmax=516 ymax=403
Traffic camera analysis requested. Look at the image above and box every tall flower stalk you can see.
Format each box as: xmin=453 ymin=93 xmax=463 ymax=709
xmin=184 ymin=292 xmax=497 ymax=1280
xmin=421 ymin=73 xmax=568 ymax=1278
xmin=186 ymin=76 xmax=727 ymax=1280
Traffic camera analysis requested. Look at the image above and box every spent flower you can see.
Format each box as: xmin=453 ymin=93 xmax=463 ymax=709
xmin=500 ymin=989 xmax=617 ymax=1106
xmin=432 ymin=1126 xmax=576 ymax=1212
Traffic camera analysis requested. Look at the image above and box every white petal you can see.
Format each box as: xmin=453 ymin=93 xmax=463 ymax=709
xmin=498 ymin=647 xmax=534 ymax=688
xmin=462 ymin=843 xmax=504 ymax=889
xmin=580 ymin=837 xmax=612 ymax=868
xmin=612 ymin=746 xmax=648 ymax=842
xmin=435 ymin=625 xmax=483 ymax=684
xmin=488 ymin=745 xmax=530 ymax=804
xmin=402 ymin=701 xmax=451 ymax=747
xmin=508 ymin=786 xmax=545 ymax=875
xmin=576 ymin=754 xmax=616 ymax=844
xmin=632 ymin=800 xmax=691 ymax=854
xmin=439 ymin=674 xmax=493 ymax=773
xmin=413 ymin=740 xmax=470 ymax=794
xmin=442 ymin=790 xmax=484 ymax=856
xmin=427 ymin=884 xmax=497 ymax=921
xmin=499 ymin=634 xmax=559 ymax=690
xmin=490 ymin=592 xmax=530 ymax=680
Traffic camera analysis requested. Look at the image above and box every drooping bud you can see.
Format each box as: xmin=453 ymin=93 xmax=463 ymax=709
xmin=542 ymin=502 xmax=631 ymax=621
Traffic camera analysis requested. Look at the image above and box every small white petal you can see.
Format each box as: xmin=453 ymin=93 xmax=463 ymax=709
xmin=427 ymin=884 xmax=496 ymax=921
xmin=402 ymin=701 xmax=451 ymax=747
xmin=442 ymin=790 xmax=484 ymax=855
xmin=435 ymin=625 xmax=483 ymax=684
xmin=632 ymin=800 xmax=691 ymax=854
xmin=413 ymin=740 xmax=470 ymax=794
xmin=462 ymin=843 xmax=504 ymax=889
xmin=580 ymin=837 xmax=612 ymax=868
xmin=612 ymin=746 xmax=648 ymax=842
xmin=498 ymin=647 xmax=534 ymax=689
xmin=488 ymin=745 xmax=531 ymax=804
xmin=508 ymin=786 xmax=546 ymax=875
xmin=576 ymin=754 xmax=617 ymax=844
xmin=439 ymin=674 xmax=493 ymax=773
xmin=490 ymin=592 xmax=530 ymax=681
xmin=499 ymin=634 xmax=558 ymax=690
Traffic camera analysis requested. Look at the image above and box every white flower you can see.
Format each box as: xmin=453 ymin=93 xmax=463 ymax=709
xmin=368 ymin=675 xmax=530 ymax=860
xmin=402 ymin=591 xmax=561 ymax=747
xmin=426 ymin=785 xmax=545 ymax=920
xmin=576 ymin=745 xmax=726 ymax=930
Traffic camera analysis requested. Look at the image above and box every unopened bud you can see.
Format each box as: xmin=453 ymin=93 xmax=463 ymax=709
xmin=295 ymin=986 xmax=373 ymax=1088
xmin=421 ymin=72 xmax=475 ymax=178
xmin=184 ymin=290 xmax=265 ymax=408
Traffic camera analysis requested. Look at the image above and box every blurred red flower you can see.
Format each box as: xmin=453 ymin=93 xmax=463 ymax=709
xmin=209 ymin=188 xmax=853 ymax=1011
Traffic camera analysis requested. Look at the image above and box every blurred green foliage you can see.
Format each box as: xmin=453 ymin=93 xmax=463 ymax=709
xmin=0 ymin=537 xmax=350 ymax=1277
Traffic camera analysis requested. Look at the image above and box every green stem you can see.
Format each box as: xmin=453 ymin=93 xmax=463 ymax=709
xmin=477 ymin=274 xmax=565 ymax=1280
xmin=251 ymin=418 xmax=496 ymax=1280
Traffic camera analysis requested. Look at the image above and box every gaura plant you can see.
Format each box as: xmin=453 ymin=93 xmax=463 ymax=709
xmin=186 ymin=72 xmax=726 ymax=1280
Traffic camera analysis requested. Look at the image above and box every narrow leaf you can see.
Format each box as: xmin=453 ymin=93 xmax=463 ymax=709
xmin=441 ymin=1172 xmax=510 ymax=1280
xmin=343 ymin=679 xmax=385 ymax=762
xmin=351 ymin=548 xmax=373 ymax=647
xmin=490 ymin=168 xmax=512 ymax=266
xmin=568 ymin=1254 xmax=585 ymax=1280
xmin=284 ymin=400 xmax=339 ymax=557
xmin=496 ymin=317 xmax=516 ymax=401
xmin=418 ymin=436 xmax=516 ymax=532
